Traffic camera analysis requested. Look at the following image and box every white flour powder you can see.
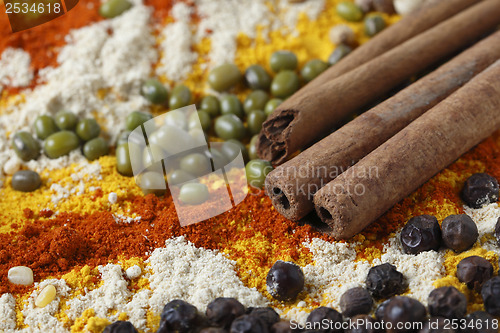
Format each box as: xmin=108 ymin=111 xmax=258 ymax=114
xmin=284 ymin=238 xmax=371 ymax=324
xmin=0 ymin=1 xmax=157 ymax=179
xmin=465 ymin=203 xmax=500 ymax=255
xmin=156 ymin=3 xmax=198 ymax=82
xmin=196 ymin=0 xmax=272 ymax=66
xmin=3 ymin=237 xmax=268 ymax=332
xmin=276 ymin=0 xmax=326 ymax=34
xmin=0 ymin=48 xmax=34 ymax=93
xmin=284 ymin=233 xmax=446 ymax=324
xmin=377 ymin=232 xmax=445 ymax=305
xmin=44 ymin=159 xmax=102 ymax=206
xmin=157 ymin=0 xmax=325 ymax=82
xmin=21 ymin=279 xmax=71 ymax=333
xmin=146 ymin=236 xmax=268 ymax=314
xmin=303 ymin=239 xmax=372 ymax=306
xmin=66 ymin=265 xmax=131 ymax=323
xmin=464 ymin=202 xmax=500 ymax=238
xmin=0 ymin=293 xmax=17 ymax=331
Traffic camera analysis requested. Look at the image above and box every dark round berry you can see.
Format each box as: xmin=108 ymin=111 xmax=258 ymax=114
xmin=400 ymin=215 xmax=442 ymax=254
xmin=339 ymin=287 xmax=373 ymax=317
xmin=374 ymin=299 xmax=390 ymax=322
xmin=441 ymin=214 xmax=478 ymax=252
xmin=306 ymin=307 xmax=343 ymax=333
xmin=495 ymin=217 xmax=500 ymax=247
xmin=428 ymin=287 xmax=467 ymax=319
xmin=384 ymin=296 xmax=427 ymax=333
xmin=271 ymin=321 xmax=293 ymax=333
xmin=366 ymin=263 xmax=406 ymax=299
xmin=346 ymin=314 xmax=378 ymax=333
xmin=461 ymin=173 xmax=499 ymax=208
xmin=462 ymin=311 xmax=497 ymax=333
xmin=245 ymin=307 xmax=255 ymax=314
xmin=206 ymin=298 xmax=245 ymax=329
xmin=158 ymin=300 xmax=199 ymax=333
xmin=103 ymin=321 xmax=138 ymax=333
xmin=266 ymin=260 xmax=305 ymax=302
xmin=230 ymin=315 xmax=268 ymax=333
xmin=200 ymin=328 xmax=228 ymax=333
xmin=456 ymin=256 xmax=493 ymax=292
xmin=481 ymin=276 xmax=500 ymax=316
xmin=419 ymin=317 xmax=455 ymax=333
xmin=249 ymin=307 xmax=280 ymax=328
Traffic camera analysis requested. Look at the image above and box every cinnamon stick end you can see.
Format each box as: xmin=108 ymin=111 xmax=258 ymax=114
xmin=313 ymin=192 xmax=360 ymax=240
xmin=265 ymin=170 xmax=313 ymax=221
xmin=256 ymin=133 xmax=273 ymax=161
xmin=257 ymin=109 xmax=299 ymax=165
xmin=299 ymin=212 xmax=336 ymax=235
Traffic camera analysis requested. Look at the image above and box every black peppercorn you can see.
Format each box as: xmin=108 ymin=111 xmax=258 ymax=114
xmin=340 ymin=287 xmax=374 ymax=317
xmin=462 ymin=311 xmax=497 ymax=333
xmin=200 ymin=328 xmax=228 ymax=333
xmin=419 ymin=317 xmax=455 ymax=333
xmin=306 ymin=307 xmax=343 ymax=333
xmin=384 ymin=296 xmax=426 ymax=333
xmin=441 ymin=214 xmax=478 ymax=252
xmin=206 ymin=298 xmax=246 ymax=329
xmin=158 ymin=299 xmax=200 ymax=333
xmin=481 ymin=276 xmax=500 ymax=316
xmin=366 ymin=263 xmax=406 ymax=299
xmin=374 ymin=299 xmax=390 ymax=322
xmin=230 ymin=315 xmax=268 ymax=333
xmin=249 ymin=307 xmax=281 ymax=329
xmin=461 ymin=173 xmax=499 ymax=209
xmin=271 ymin=321 xmax=293 ymax=333
xmin=400 ymin=215 xmax=442 ymax=254
xmin=456 ymin=256 xmax=493 ymax=292
xmin=103 ymin=321 xmax=139 ymax=333
xmin=346 ymin=314 xmax=378 ymax=333
xmin=266 ymin=260 xmax=305 ymax=302
xmin=428 ymin=287 xmax=467 ymax=319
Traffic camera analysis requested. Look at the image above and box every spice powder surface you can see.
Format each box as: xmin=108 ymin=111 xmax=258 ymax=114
xmin=0 ymin=0 xmax=499 ymax=332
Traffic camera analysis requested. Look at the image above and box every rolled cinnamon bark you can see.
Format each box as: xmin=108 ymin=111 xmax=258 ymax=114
xmin=258 ymin=0 xmax=500 ymax=165
xmin=313 ymin=59 xmax=500 ymax=240
xmin=265 ymin=30 xmax=500 ymax=221
xmin=307 ymin=0 xmax=481 ymax=89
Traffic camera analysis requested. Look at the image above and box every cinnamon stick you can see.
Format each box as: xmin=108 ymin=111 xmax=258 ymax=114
xmin=313 ymin=59 xmax=500 ymax=240
xmin=306 ymin=0 xmax=481 ymax=89
xmin=264 ymin=30 xmax=500 ymax=221
xmin=258 ymin=0 xmax=500 ymax=165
